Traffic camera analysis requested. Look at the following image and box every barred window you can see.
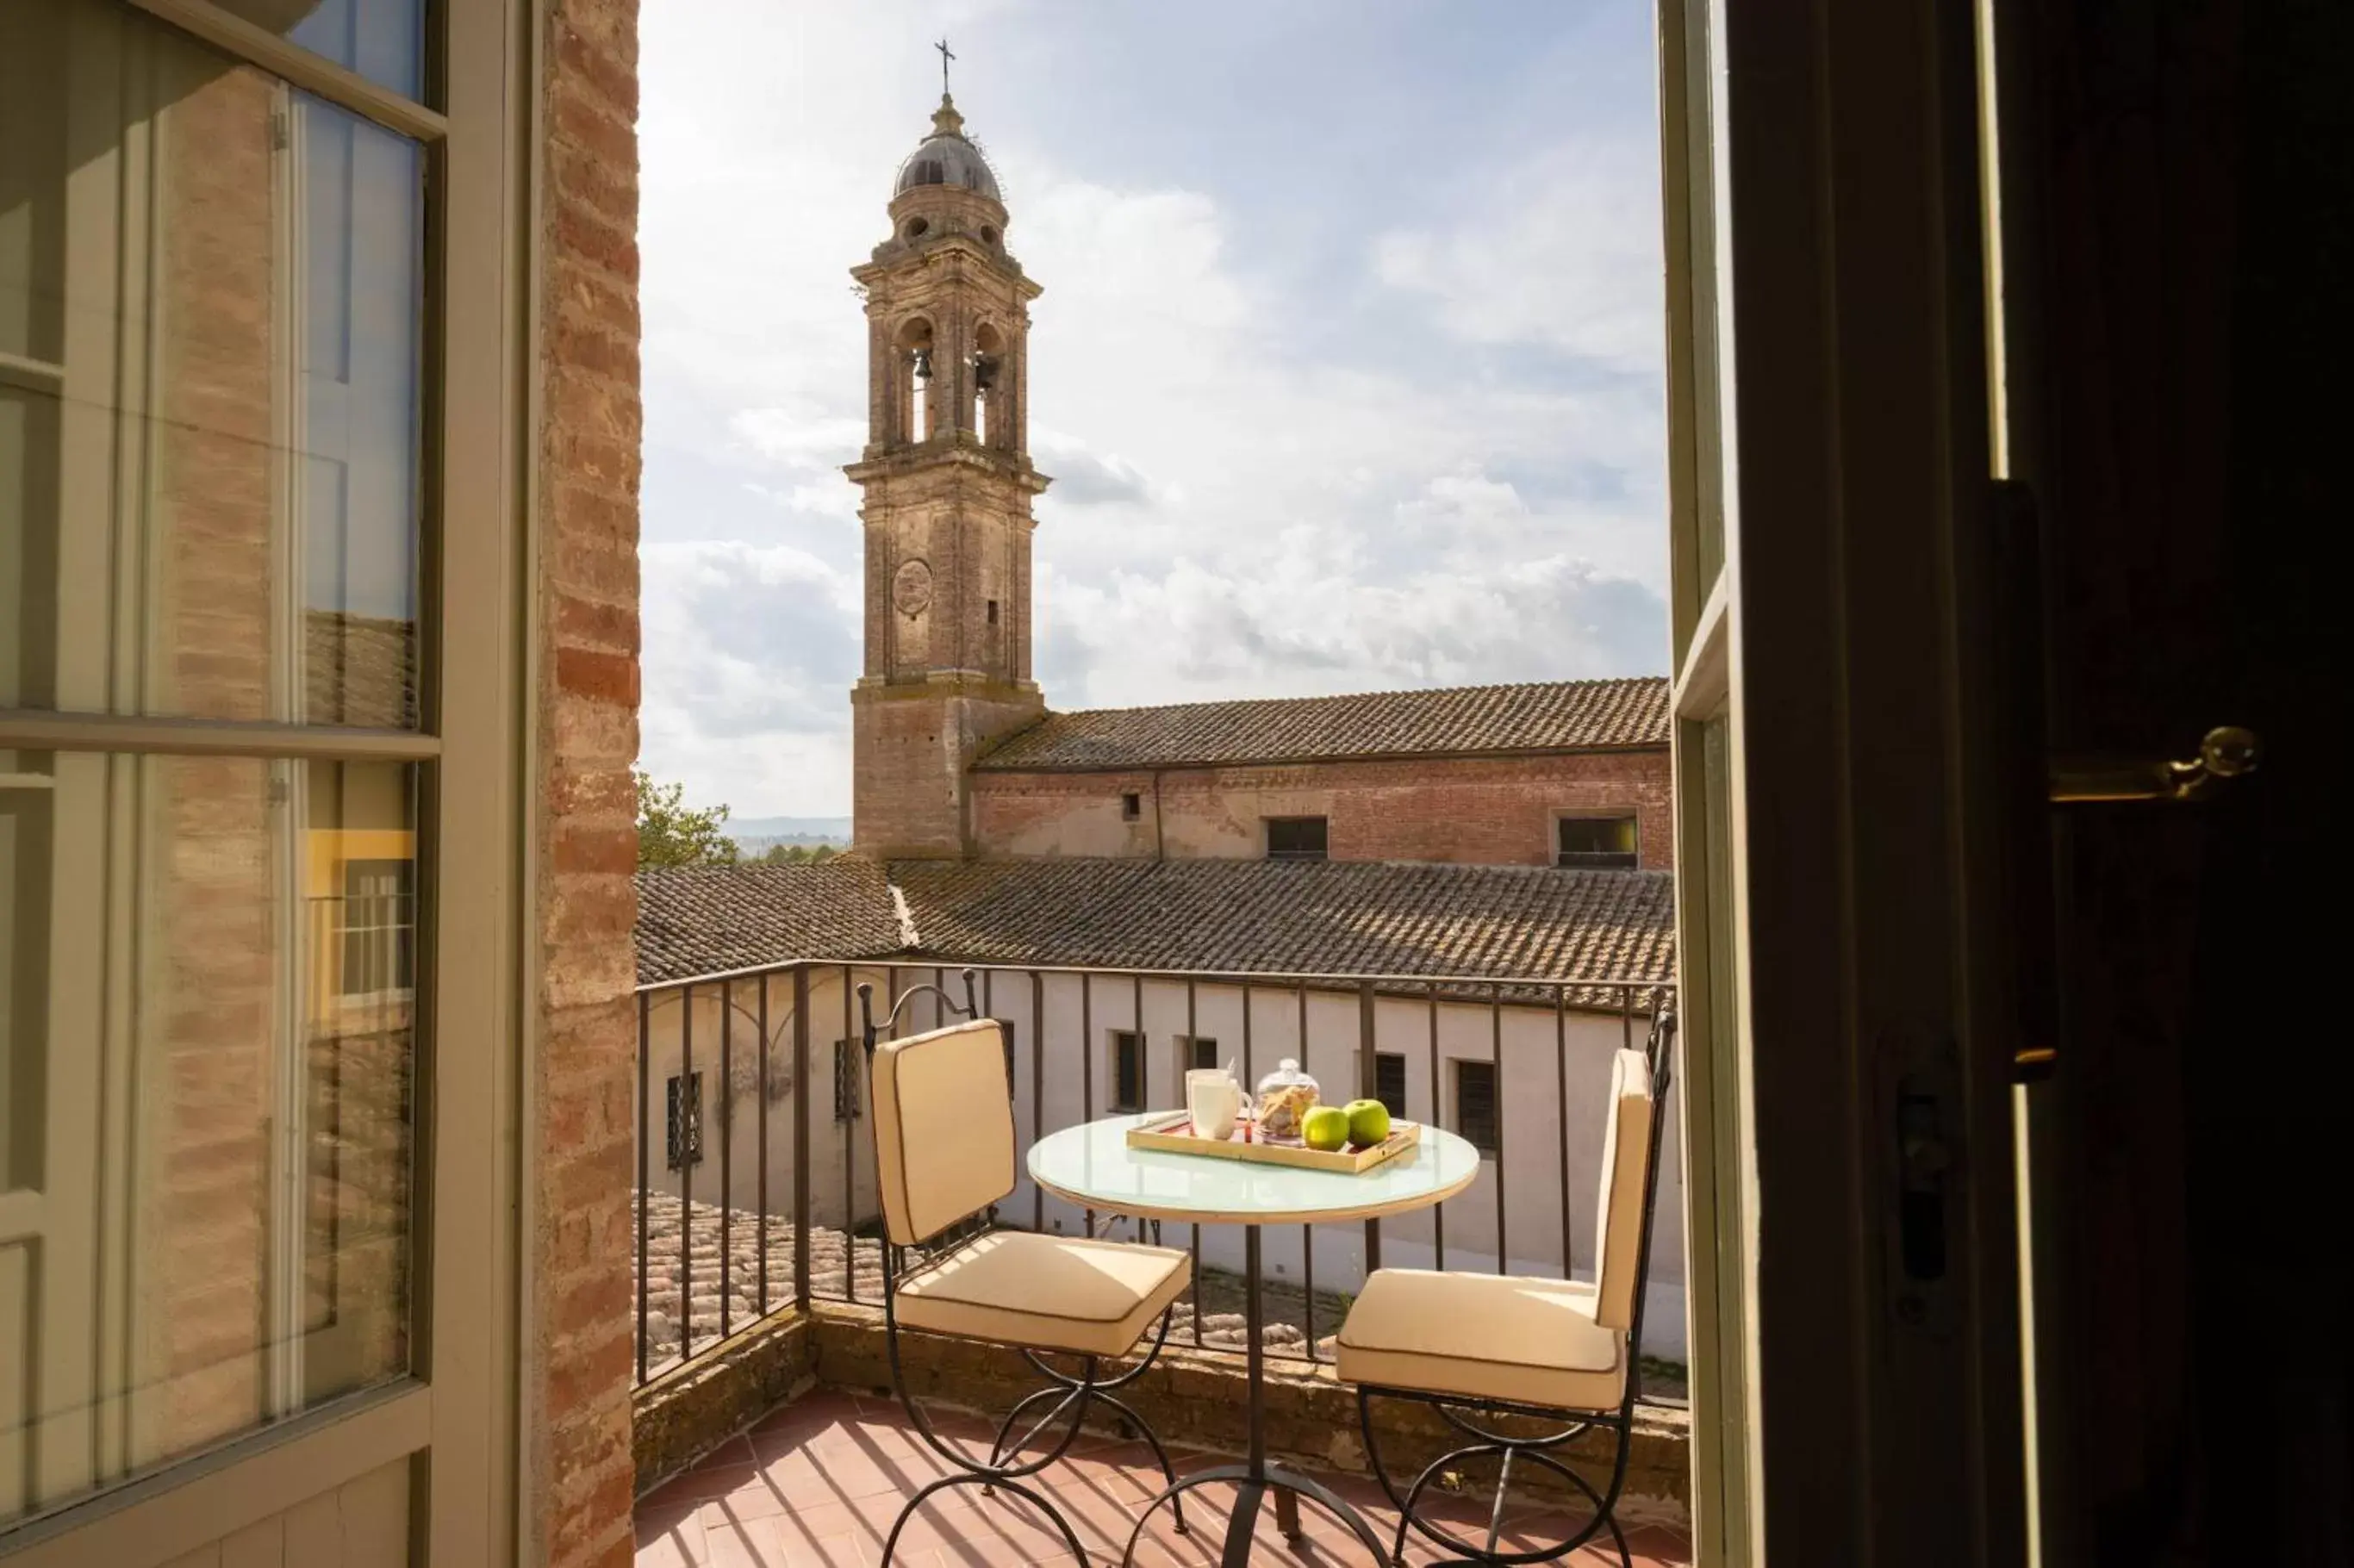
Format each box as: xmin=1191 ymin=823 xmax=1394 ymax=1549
xmin=1375 ymin=1052 xmax=1409 ymax=1119
xmin=1111 ymin=1030 xmax=1145 ymax=1112
xmin=1454 ymin=1060 xmax=1500 ymax=1154
xmin=834 ymin=1040 xmax=864 ymax=1123
xmin=665 ymin=1073 xmax=705 ymax=1170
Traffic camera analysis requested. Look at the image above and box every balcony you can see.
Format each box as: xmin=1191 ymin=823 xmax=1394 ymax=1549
xmin=628 ymin=960 xmax=1695 ymax=1565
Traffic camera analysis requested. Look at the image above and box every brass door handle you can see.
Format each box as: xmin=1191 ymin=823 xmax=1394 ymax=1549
xmin=2049 ymin=725 xmax=2260 ymax=804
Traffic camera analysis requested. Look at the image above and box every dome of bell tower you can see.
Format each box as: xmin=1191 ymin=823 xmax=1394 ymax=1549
xmin=893 ymin=96 xmax=1002 ymax=202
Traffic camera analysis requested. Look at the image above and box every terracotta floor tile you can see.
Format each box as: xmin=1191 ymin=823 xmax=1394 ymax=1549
xmin=640 ymin=1393 xmax=1690 ymax=1566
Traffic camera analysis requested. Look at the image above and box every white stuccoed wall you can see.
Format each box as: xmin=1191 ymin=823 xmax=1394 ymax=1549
xmin=638 ymin=964 xmax=1687 ymax=1360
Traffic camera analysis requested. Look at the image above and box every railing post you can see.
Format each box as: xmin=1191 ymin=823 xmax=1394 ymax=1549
xmin=1080 ymin=972 xmax=1095 ymax=1237
xmin=1359 ymin=979 xmax=1382 ymax=1275
xmin=794 ymin=964 xmax=811 ymax=1309
xmin=1031 ymin=969 xmax=1045 ymax=1233
xmin=757 ymin=972 xmax=770 ymax=1317
xmin=1558 ymin=985 xmax=1573 ymax=1281
xmin=719 ymin=977 xmax=733 ymax=1344
xmin=1429 ymin=982 xmax=1444 ymax=1271
xmin=1299 ymin=981 xmax=1314 ymax=1363
xmin=1491 ymin=986 xmax=1506 ymax=1275
xmin=636 ymin=988 xmax=650 ymax=1385
xmin=679 ymin=981 xmax=695 ymax=1360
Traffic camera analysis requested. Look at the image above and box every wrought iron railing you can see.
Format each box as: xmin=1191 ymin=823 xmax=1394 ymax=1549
xmin=629 ymin=959 xmax=1677 ymax=1391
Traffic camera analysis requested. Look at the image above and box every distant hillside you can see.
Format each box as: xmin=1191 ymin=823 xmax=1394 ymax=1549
xmin=727 ymin=816 xmax=850 ymax=849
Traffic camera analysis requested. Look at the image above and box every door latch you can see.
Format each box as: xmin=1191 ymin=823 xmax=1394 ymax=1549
xmin=2049 ymin=725 xmax=2259 ymax=805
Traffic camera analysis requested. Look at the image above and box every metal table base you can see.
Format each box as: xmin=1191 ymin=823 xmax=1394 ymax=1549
xmin=1120 ymin=1228 xmax=1391 ymax=1567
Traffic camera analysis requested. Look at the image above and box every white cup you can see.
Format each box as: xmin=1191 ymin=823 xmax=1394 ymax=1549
xmin=1186 ymin=1069 xmax=1242 ymax=1141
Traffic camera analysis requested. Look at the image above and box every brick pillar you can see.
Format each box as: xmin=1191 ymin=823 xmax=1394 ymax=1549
xmin=528 ymin=3 xmax=644 ymax=1565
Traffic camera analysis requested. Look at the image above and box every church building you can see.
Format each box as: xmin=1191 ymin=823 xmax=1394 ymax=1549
xmin=840 ymin=85 xmax=1673 ymax=873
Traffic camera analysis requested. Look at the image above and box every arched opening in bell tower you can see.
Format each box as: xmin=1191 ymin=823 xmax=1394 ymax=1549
xmin=972 ymin=321 xmax=1006 ymax=447
xmin=894 ymin=316 xmax=935 ymax=443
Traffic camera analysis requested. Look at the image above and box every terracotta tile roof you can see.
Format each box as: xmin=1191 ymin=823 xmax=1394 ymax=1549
xmin=633 ymin=855 xmax=1675 ymax=1003
xmin=973 ymin=677 xmax=1669 ymax=772
xmin=634 ymin=858 xmax=902 ymax=985
xmin=893 ymin=858 xmax=1673 ymax=997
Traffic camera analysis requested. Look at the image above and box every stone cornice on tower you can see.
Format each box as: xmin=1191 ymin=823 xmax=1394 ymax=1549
xmin=843 ymin=435 xmax=1050 ymax=491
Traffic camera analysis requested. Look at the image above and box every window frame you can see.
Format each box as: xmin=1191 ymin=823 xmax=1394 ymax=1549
xmin=1263 ymin=815 xmax=1328 ymax=862
xmin=1554 ymin=810 xmax=1642 ymax=870
xmin=832 ymin=1040 xmax=864 ymax=1123
xmin=1451 ymin=1058 xmax=1500 ymax=1157
xmin=664 ymin=1071 xmax=706 ymax=1171
xmin=1109 ymin=1029 xmax=1146 ymax=1113
xmin=0 ymin=0 xmax=527 ymax=1559
xmin=1373 ymin=1050 xmax=1408 ymax=1119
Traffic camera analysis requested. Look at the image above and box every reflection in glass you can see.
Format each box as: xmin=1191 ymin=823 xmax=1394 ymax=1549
xmin=0 ymin=752 xmax=416 ymax=1528
xmin=0 ymin=0 xmax=422 ymax=727
xmin=226 ymin=0 xmax=428 ymax=103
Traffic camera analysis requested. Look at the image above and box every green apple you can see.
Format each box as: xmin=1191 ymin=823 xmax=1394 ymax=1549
xmin=1301 ymin=1104 xmax=1352 ymax=1152
xmin=1344 ymin=1098 xmax=1392 ymax=1148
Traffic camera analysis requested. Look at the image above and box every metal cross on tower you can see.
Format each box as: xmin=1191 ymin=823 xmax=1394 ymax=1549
xmin=935 ymin=37 xmax=956 ymax=96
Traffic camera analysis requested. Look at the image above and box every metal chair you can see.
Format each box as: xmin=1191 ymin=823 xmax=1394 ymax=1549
xmin=1336 ymin=1002 xmax=1676 ymax=1567
xmin=856 ymin=974 xmax=1192 ymax=1565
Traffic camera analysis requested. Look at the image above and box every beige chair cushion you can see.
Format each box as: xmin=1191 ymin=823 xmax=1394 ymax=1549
xmin=894 ymin=1231 xmax=1193 ymax=1358
xmin=870 ymin=1018 xmax=1015 ymax=1247
xmin=1336 ymin=1269 xmax=1626 ymax=1412
xmin=1591 ymin=1047 xmax=1655 ymax=1330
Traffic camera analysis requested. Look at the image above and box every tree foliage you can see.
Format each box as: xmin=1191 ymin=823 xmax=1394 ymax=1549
xmin=634 ymin=770 xmax=739 ymax=868
xmin=757 ymin=843 xmax=839 ymax=865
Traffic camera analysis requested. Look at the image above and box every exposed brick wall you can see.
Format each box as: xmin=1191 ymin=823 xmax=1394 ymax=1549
xmin=851 ymin=682 xmax=1042 ymax=858
xmin=529 ymin=3 xmax=644 ymax=1565
xmin=971 ymin=749 xmax=1676 ymax=870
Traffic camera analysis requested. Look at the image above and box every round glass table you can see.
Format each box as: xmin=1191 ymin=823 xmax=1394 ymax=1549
xmin=1028 ymin=1113 xmax=1482 ymax=1565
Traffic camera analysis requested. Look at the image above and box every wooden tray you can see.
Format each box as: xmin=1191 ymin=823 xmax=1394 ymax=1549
xmin=1125 ymin=1111 xmax=1422 ymax=1174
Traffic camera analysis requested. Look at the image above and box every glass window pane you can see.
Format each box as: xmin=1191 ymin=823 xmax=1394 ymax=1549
xmin=225 ymin=0 xmax=427 ymax=103
xmin=0 ymin=0 xmax=423 ymax=728
xmin=0 ymin=751 xmax=416 ymax=1528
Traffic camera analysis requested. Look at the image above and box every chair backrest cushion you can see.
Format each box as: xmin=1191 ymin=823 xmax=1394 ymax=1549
xmin=870 ymin=1018 xmax=1016 ymax=1247
xmin=1591 ymin=1047 xmax=1657 ymax=1331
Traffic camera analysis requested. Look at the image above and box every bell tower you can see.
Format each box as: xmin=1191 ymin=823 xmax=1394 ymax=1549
xmin=847 ymin=62 xmax=1049 ymax=858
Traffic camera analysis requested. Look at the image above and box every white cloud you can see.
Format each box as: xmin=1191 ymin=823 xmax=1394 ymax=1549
xmin=1373 ymin=140 xmax=1665 ymax=374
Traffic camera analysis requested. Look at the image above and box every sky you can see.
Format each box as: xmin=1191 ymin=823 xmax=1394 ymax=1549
xmin=638 ymin=0 xmax=1668 ymax=819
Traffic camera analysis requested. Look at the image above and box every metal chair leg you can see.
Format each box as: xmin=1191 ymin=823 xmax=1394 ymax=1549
xmin=1356 ymin=1385 xmax=1635 ymax=1567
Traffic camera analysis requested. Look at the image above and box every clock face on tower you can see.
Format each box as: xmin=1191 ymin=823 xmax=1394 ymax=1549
xmin=892 ymin=558 xmax=935 ymax=619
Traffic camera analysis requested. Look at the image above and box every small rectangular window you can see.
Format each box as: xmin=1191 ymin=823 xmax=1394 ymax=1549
xmin=1375 ymin=1052 xmax=1409 ymax=1119
xmin=834 ymin=1040 xmax=863 ymax=1123
xmin=1266 ymin=816 xmax=1329 ymax=861
xmin=1454 ymin=1059 xmax=1500 ymax=1155
xmin=999 ymin=1018 xmax=1018 ymax=1098
xmin=666 ymin=1072 xmax=705 ymax=1170
xmin=1180 ymin=1035 xmax=1220 ymax=1072
xmin=1556 ymin=814 xmax=1640 ymax=869
xmin=1111 ymin=1030 xmax=1146 ymax=1112
xmin=338 ymin=857 xmax=416 ymax=996
xmin=1121 ymin=791 xmax=1142 ymax=820
xmin=987 ymin=598 xmax=1000 ymax=625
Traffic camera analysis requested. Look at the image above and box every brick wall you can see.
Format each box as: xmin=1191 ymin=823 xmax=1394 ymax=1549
xmin=970 ymin=749 xmax=1676 ymax=870
xmin=529 ymin=2 xmax=644 ymax=1565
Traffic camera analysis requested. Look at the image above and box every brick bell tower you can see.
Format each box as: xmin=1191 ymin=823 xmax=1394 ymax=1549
xmin=847 ymin=64 xmax=1049 ymax=858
